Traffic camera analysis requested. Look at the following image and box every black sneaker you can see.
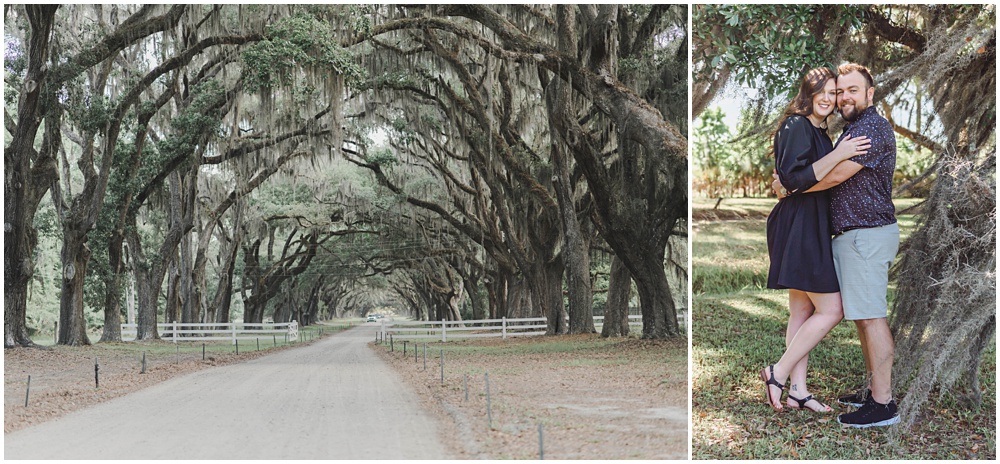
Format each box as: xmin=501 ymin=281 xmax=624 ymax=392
xmin=837 ymin=398 xmax=900 ymax=428
xmin=837 ymin=388 xmax=872 ymax=408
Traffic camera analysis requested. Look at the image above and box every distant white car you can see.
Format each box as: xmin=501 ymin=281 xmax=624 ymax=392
xmin=367 ymin=315 xmax=377 ymax=322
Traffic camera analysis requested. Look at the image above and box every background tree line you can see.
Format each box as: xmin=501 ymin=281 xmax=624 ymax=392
xmin=5 ymin=4 xmax=688 ymax=348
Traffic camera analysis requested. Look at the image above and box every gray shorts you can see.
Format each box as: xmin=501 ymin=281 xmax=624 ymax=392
xmin=831 ymin=223 xmax=900 ymax=320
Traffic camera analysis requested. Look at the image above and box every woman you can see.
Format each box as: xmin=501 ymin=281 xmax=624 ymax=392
xmin=759 ymin=67 xmax=869 ymax=412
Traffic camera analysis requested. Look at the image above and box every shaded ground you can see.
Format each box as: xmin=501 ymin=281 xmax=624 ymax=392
xmin=692 ymin=207 xmax=769 ymax=222
xmin=371 ymin=333 xmax=687 ymax=459
xmin=692 ymin=198 xmax=995 ymax=459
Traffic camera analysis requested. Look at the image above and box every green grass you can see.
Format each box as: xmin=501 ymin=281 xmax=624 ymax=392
xmin=693 ymin=197 xmax=923 ymax=295
xmin=384 ymin=335 xmax=639 ymax=357
xmin=693 ymin=290 xmax=996 ymax=459
xmin=692 ymin=197 xmax=996 ymax=459
xmin=693 ymin=196 xmax=777 ymax=216
xmin=376 ymin=333 xmax=686 ymax=382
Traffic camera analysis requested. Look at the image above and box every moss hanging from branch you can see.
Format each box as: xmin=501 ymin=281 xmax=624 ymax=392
xmin=889 ymin=148 xmax=996 ymax=430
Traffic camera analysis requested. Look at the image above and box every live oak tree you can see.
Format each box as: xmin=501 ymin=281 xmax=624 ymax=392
xmin=348 ymin=4 xmax=687 ymax=338
xmin=5 ymin=5 xmax=61 ymax=347
xmin=7 ymin=4 xmax=688 ymax=344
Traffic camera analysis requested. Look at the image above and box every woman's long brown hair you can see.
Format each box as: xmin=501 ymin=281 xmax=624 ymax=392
xmin=770 ymin=67 xmax=836 ymax=156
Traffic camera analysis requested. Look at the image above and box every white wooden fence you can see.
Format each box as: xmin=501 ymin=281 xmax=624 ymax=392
xmin=381 ymin=314 xmax=689 ymax=342
xmin=593 ymin=314 xmax=644 ymax=328
xmin=382 ymin=317 xmax=548 ymax=342
xmin=596 ymin=313 xmax=689 ymax=332
xmin=121 ymin=321 xmax=298 ymax=344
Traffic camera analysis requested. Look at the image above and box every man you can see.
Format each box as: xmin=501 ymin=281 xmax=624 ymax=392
xmin=774 ymin=63 xmax=900 ymax=428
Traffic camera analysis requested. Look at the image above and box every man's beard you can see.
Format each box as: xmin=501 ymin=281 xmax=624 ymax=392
xmin=841 ymin=97 xmax=869 ymax=122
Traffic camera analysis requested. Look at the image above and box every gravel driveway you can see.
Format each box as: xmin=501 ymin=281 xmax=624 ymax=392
xmin=4 ymin=325 xmax=450 ymax=459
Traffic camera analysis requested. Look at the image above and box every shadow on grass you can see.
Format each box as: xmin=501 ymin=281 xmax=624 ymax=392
xmin=693 ymin=290 xmax=995 ymax=459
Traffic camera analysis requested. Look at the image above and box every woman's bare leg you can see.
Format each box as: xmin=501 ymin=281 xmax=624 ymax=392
xmin=763 ymin=291 xmax=844 ymax=410
xmin=786 ymin=290 xmax=814 ymax=405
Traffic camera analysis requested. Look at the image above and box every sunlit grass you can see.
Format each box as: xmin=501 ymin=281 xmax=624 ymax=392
xmin=693 ymin=197 xmax=995 ymax=459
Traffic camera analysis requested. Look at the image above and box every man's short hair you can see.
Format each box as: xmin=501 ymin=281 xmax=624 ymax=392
xmin=838 ymin=63 xmax=874 ymax=89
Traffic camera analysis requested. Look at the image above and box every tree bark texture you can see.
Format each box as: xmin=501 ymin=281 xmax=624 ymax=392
xmin=58 ymin=232 xmax=93 ymax=345
xmin=4 ymin=5 xmax=60 ymax=348
xmin=601 ymin=255 xmax=632 ymax=338
xmin=548 ymin=65 xmax=594 ymax=333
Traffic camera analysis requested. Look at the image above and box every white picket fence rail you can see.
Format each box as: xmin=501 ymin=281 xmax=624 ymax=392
xmin=596 ymin=313 xmax=689 ymax=332
xmin=383 ymin=317 xmax=547 ymax=342
xmin=593 ymin=315 xmax=644 ymax=327
xmin=121 ymin=321 xmax=298 ymax=344
xmin=380 ymin=313 xmax=692 ymax=342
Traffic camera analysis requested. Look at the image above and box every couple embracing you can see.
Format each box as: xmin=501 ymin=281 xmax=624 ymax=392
xmin=762 ymin=63 xmax=900 ymax=429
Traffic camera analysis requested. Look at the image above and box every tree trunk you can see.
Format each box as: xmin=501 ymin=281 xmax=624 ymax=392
xmin=508 ymin=277 xmax=532 ymax=319
xmin=447 ymin=280 xmax=465 ymax=322
xmin=4 ymin=5 xmax=60 ymax=348
xmin=273 ymin=287 xmax=291 ymax=324
xmin=551 ymin=134 xmax=594 ymax=335
xmin=4 ymin=217 xmax=43 ymax=348
xmin=99 ymin=230 xmax=125 ymax=342
xmin=127 ymin=167 xmax=197 ymax=339
xmin=540 ymin=257 xmax=568 ymax=335
xmin=464 ymin=277 xmax=485 ymax=320
xmin=165 ymin=257 xmax=180 ymax=326
xmin=57 ymin=232 xmax=92 ymax=345
xmin=211 ymin=204 xmax=244 ymax=324
xmin=306 ymin=280 xmax=323 ymax=324
xmin=193 ymin=214 xmax=212 ymax=323
xmin=630 ymin=249 xmax=676 ymax=339
xmin=128 ymin=221 xmax=159 ymax=340
xmin=543 ymin=5 xmax=685 ymax=339
xmin=179 ymin=229 xmax=196 ymax=324
xmin=100 ymin=277 xmax=124 ymax=342
xmin=601 ymin=255 xmax=632 ymax=338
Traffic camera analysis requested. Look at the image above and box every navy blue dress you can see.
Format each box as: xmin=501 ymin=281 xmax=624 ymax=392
xmin=766 ymin=115 xmax=840 ymax=293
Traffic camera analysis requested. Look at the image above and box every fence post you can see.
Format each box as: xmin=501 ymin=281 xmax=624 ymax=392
xmin=441 ymin=319 xmax=447 ymax=343
xmin=485 ymin=371 xmax=492 ymax=429
xmin=539 ymin=422 xmax=544 ymax=459
xmin=502 ymin=317 xmax=507 ymax=340
xmin=232 ymin=323 xmax=237 ymax=345
xmin=172 ymin=321 xmax=178 ymax=343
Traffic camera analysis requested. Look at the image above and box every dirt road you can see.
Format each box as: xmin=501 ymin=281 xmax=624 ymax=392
xmin=4 ymin=325 xmax=450 ymax=460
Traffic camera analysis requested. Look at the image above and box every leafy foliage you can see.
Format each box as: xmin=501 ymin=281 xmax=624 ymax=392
xmin=242 ymin=12 xmax=366 ymax=90
xmin=693 ymin=5 xmax=864 ymax=101
xmin=692 ymin=108 xmax=733 ymax=197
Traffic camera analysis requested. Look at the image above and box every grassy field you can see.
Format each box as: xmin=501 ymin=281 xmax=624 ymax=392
xmin=692 ymin=197 xmax=996 ymax=459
